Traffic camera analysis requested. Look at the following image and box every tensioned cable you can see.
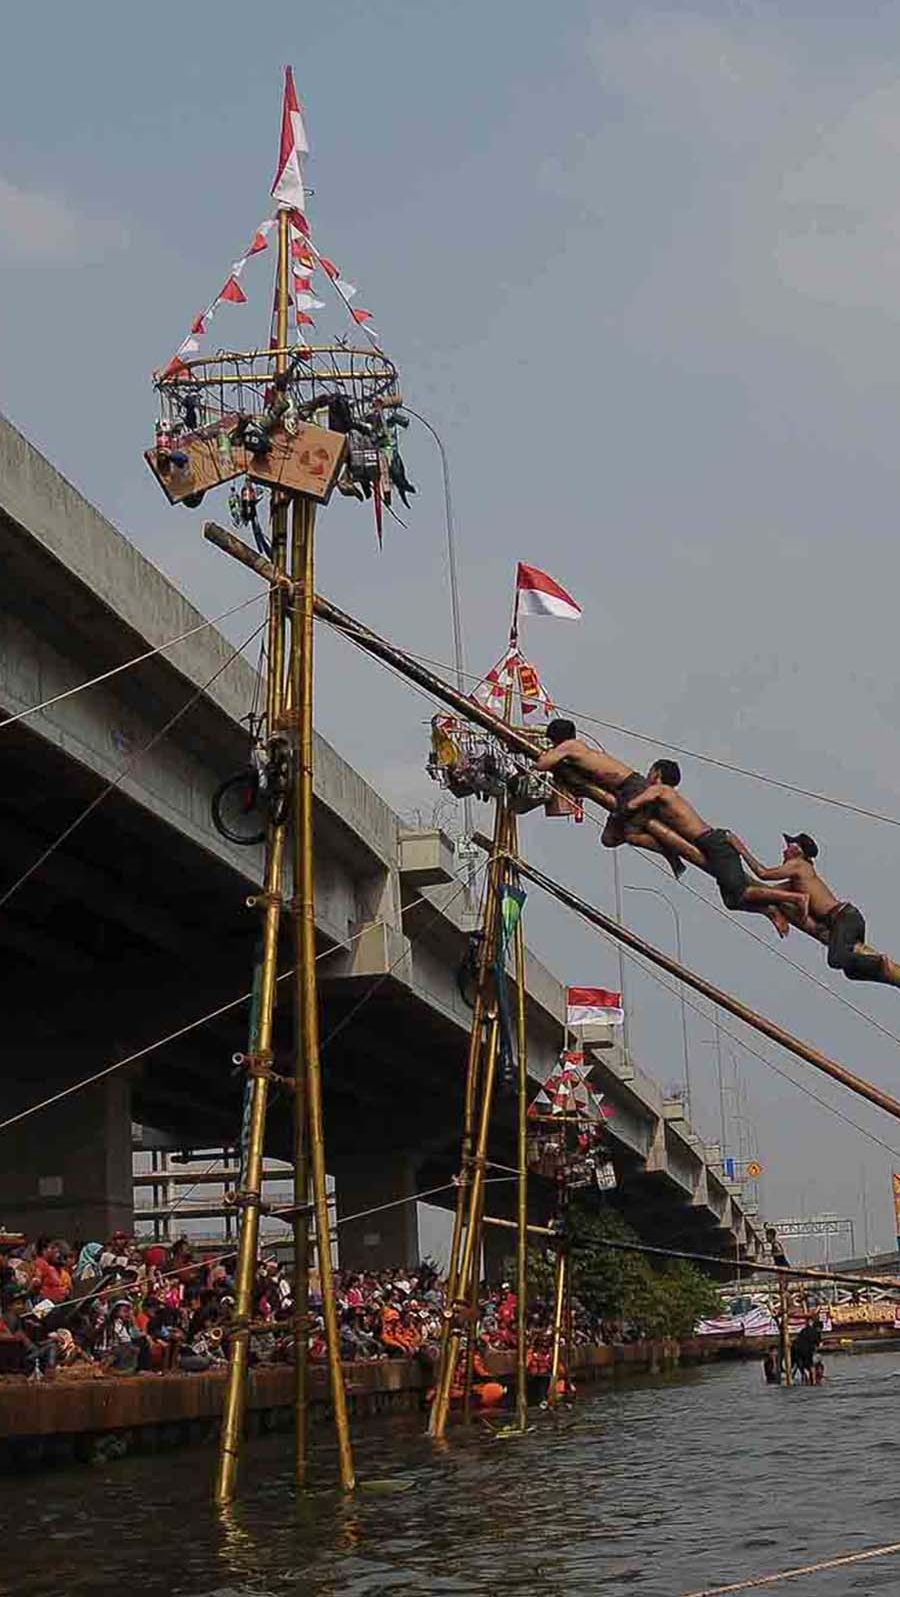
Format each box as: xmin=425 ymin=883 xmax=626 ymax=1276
xmin=581 ymin=897 xmax=900 ymax=1162
xmin=0 ymin=868 xmax=483 ymax=1138
xmin=150 ymin=1174 xmax=515 ymax=1224
xmin=330 ymin=619 xmax=900 ymax=1055
xmin=59 ymin=1176 xmax=514 ymax=1321
xmin=399 ymin=645 xmax=900 ymax=832
xmin=0 ymin=618 xmax=267 ymax=914
xmin=0 ymin=588 xmax=269 ymax=733
xmin=682 ymin=1540 xmax=900 ymax=1595
xmin=638 ymin=848 xmax=900 ymax=1052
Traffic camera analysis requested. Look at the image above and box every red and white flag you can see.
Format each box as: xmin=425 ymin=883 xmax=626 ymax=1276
xmin=516 ymin=562 xmax=582 ymax=621
xmin=271 ymin=66 xmax=309 ymax=213
xmin=567 ymin=986 xmax=624 ymax=1027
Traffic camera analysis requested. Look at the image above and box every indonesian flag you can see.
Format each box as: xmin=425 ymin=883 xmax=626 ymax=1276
xmin=516 ymin=562 xmax=582 ymax=621
xmin=567 ymin=986 xmax=624 ymax=1027
xmin=271 ymin=66 xmax=309 ymax=213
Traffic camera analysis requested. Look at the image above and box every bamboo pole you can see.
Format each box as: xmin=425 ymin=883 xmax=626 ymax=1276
xmin=305 ymin=585 xmax=900 ymax=983
xmin=511 ymin=857 xmax=900 ymax=1123
xmin=585 ymin=1235 xmax=900 ymax=1293
xmin=291 ymin=494 xmax=355 ymax=1491
xmin=215 ymin=222 xmax=292 ymax=1509
xmin=461 ymin=1178 xmax=486 ymax=1423
xmin=427 ymin=802 xmax=508 ymax=1438
xmin=289 ymin=495 xmax=311 ymax=1488
xmin=431 ymin=1002 xmax=503 ymax=1439
xmin=482 ymin=1215 xmax=553 ymax=1237
xmin=547 ymin=1246 xmax=566 ymax=1408
xmin=198 ymin=549 xmax=900 ymax=987
xmin=779 ymin=1273 xmax=792 ymax=1386
xmin=510 ymin=815 xmax=530 ymax=1433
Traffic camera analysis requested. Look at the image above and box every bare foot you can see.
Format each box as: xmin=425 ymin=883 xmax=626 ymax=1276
xmin=769 ymin=909 xmax=790 ymax=939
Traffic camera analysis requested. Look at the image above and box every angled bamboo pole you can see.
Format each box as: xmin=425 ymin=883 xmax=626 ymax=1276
xmin=509 ymin=857 xmax=900 ymax=1124
xmin=305 ymin=588 xmax=900 ymax=985
xmin=547 ymin=1246 xmax=566 ymax=1408
xmin=427 ymin=801 xmax=508 ymax=1437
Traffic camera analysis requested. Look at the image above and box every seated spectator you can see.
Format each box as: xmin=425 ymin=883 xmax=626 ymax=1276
xmin=30 ymin=1239 xmax=69 ymax=1305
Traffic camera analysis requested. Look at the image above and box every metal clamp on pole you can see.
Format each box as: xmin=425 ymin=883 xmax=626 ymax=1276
xmin=245 ymin=891 xmax=284 ymax=912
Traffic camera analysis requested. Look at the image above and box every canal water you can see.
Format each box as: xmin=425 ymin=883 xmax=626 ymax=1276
xmin=5 ymin=1351 xmax=900 ymax=1596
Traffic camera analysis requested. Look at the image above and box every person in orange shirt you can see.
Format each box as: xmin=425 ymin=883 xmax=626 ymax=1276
xmin=30 ymin=1240 xmax=68 ymax=1305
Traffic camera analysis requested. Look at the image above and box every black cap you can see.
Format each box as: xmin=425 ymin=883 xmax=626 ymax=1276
xmin=784 ymin=832 xmax=818 ymax=861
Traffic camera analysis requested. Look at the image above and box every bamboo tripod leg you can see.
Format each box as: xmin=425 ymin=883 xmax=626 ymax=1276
xmin=216 ymin=512 xmax=289 ymax=1506
xmin=547 ymin=1247 xmax=566 ymax=1408
xmin=292 ymin=496 xmax=355 ymax=1491
xmin=432 ymin=1010 xmax=503 ymax=1439
xmin=462 ymin=1170 xmax=488 ymax=1422
xmin=564 ymin=1264 xmax=573 ymax=1399
xmin=428 ymin=802 xmax=508 ymax=1438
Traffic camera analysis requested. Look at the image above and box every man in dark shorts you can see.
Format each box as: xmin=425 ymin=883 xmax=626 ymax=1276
xmin=729 ymin=831 xmax=887 ymax=982
xmin=534 ymin=722 xmax=688 ymax=878
xmin=624 ymin=782 xmax=809 ymax=931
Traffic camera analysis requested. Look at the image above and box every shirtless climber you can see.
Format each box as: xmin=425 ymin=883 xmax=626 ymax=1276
xmin=624 ymin=782 xmax=810 ymax=932
xmin=729 ymin=832 xmax=887 ymax=982
xmin=534 ymin=720 xmax=689 ymax=878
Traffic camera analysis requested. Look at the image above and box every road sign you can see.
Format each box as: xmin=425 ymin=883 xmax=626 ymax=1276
xmin=771 ymin=1215 xmax=852 ymax=1240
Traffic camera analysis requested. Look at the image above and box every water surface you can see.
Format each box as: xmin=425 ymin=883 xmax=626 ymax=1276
xmin=5 ymin=1352 xmax=900 ymax=1596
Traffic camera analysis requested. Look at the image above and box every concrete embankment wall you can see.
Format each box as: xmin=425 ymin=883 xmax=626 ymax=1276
xmin=0 ymin=1337 xmax=755 ymax=1474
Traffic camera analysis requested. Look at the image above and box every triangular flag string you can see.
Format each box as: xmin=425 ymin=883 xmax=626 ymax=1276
xmin=160 ymin=217 xmax=276 ymax=377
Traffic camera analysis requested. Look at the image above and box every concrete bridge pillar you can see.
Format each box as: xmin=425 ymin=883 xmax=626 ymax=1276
xmin=482 ymin=1222 xmax=515 ymax=1286
xmin=0 ymin=1060 xmax=132 ymax=1245
xmin=333 ymin=1152 xmax=420 ymax=1270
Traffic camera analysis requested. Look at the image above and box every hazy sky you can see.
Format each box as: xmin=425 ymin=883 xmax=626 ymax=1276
xmin=7 ymin=1 xmax=900 ymax=1255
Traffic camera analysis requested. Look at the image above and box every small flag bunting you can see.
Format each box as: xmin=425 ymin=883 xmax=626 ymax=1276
xmin=219 ymin=276 xmax=248 ymax=305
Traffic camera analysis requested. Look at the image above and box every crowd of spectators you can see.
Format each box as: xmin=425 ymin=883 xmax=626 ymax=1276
xmin=0 ymin=1230 xmax=606 ymax=1386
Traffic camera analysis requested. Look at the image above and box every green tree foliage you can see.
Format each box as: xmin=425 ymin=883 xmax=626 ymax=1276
xmin=529 ymin=1206 xmax=720 ymax=1340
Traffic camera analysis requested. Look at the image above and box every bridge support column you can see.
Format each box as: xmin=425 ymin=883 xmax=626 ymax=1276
xmin=482 ymin=1221 xmax=514 ymax=1286
xmin=0 ymin=1064 xmax=132 ymax=1243
xmin=333 ymin=1153 xmax=420 ymax=1270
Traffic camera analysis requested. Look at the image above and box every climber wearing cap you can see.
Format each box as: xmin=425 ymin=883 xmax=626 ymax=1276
xmin=730 ymin=831 xmax=886 ymax=983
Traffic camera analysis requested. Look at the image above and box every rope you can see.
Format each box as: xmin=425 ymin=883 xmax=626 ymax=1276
xmin=682 ymin=1541 xmax=900 ymax=1595
xmin=0 ymin=619 xmax=267 ymax=914
xmin=0 ymin=869 xmax=482 ymax=1138
xmin=639 ymin=849 xmax=900 ymax=1052
xmin=401 ymin=648 xmax=900 ymax=832
xmin=584 ymin=894 xmax=900 ymax=1161
xmin=0 ymin=589 xmax=268 ymax=733
xmin=142 ymin=1174 xmax=515 ymax=1224
xmin=332 ymin=621 xmax=900 ymax=1057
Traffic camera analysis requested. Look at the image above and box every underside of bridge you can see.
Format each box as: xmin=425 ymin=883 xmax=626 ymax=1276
xmin=0 ymin=418 xmax=761 ymax=1266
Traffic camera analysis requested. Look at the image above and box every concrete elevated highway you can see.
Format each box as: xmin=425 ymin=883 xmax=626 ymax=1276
xmin=0 ymin=413 xmax=762 ymax=1268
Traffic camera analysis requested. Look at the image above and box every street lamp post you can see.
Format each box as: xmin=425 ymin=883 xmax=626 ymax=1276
xmin=403 ymin=406 xmax=474 ymax=877
xmin=623 ymin=883 xmax=692 ymax=1122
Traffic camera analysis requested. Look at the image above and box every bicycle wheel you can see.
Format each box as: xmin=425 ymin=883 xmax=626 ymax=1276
xmin=211 ymin=769 xmax=267 ymax=846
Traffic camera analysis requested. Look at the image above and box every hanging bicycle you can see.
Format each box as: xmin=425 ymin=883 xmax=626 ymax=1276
xmin=211 ymin=714 xmax=291 ymax=845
